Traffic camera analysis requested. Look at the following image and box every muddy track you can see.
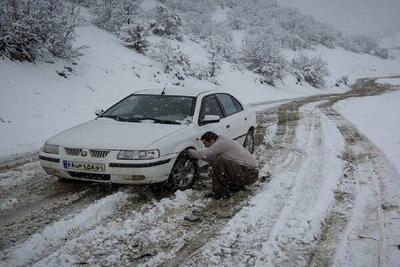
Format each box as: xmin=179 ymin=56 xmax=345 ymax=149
xmin=309 ymin=80 xmax=400 ymax=266
xmin=170 ymin=110 xmax=300 ymax=267
xmin=155 ymin=90 xmax=312 ymax=267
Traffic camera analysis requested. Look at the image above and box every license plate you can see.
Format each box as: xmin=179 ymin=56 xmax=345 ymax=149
xmin=63 ymin=160 xmax=105 ymax=172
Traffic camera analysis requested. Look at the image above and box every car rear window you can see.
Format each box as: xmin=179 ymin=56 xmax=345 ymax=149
xmin=217 ymin=94 xmax=239 ymax=116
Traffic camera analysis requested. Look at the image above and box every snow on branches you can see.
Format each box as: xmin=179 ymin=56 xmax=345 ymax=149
xmin=0 ymin=0 xmax=82 ymax=62
xmin=149 ymin=5 xmax=183 ymax=41
xmin=241 ymin=33 xmax=286 ymax=86
xmin=290 ymin=53 xmax=329 ymax=88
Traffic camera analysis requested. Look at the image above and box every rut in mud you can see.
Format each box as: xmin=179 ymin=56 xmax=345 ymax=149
xmin=1 ymin=77 xmax=400 ymax=266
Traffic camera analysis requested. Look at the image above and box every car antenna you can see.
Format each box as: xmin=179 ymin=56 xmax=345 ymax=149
xmin=161 ymin=83 xmax=168 ymax=95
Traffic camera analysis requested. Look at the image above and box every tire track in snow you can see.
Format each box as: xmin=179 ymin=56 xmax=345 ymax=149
xmin=175 ymin=101 xmax=309 ymax=266
xmin=172 ymin=78 xmax=399 ymax=266
xmin=309 ymin=79 xmax=400 ymax=266
xmin=0 ymin=191 xmax=128 ymax=267
xmin=32 ymin=190 xmax=207 ymax=266
xmin=0 ymin=163 xmax=123 ymax=250
xmin=254 ymin=102 xmax=345 ymax=266
xmin=312 ymin=101 xmax=400 ymax=267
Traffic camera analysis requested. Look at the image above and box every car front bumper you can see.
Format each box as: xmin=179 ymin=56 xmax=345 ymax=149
xmin=39 ymin=153 xmax=176 ymax=185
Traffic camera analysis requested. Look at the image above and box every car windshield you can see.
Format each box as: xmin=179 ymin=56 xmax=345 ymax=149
xmin=100 ymin=94 xmax=196 ymax=124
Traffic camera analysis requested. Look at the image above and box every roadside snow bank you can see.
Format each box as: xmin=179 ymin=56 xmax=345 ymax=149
xmin=0 ymin=192 xmax=128 ymax=267
xmin=334 ymin=90 xmax=400 ymax=175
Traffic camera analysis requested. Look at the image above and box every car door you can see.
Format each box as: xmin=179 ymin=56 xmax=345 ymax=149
xmin=198 ymin=94 xmax=229 ymax=138
xmin=216 ymin=93 xmax=247 ymax=142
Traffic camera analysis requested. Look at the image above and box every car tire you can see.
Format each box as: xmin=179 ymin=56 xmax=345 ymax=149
xmin=166 ymin=153 xmax=198 ymax=191
xmin=243 ymin=129 xmax=255 ymax=153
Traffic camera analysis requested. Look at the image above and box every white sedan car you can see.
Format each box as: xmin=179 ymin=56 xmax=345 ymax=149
xmin=39 ymin=88 xmax=257 ymax=190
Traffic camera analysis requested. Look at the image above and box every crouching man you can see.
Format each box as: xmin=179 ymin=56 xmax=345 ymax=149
xmin=187 ymin=131 xmax=258 ymax=199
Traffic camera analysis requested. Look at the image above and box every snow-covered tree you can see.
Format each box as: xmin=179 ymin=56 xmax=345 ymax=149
xmin=149 ymin=40 xmax=190 ymax=74
xmin=182 ymin=11 xmax=213 ymax=41
xmin=119 ymin=22 xmax=149 ymax=53
xmin=91 ymin=0 xmax=118 ymax=31
xmin=207 ymin=24 xmax=236 ymax=59
xmin=290 ymin=53 xmax=329 ymax=88
xmin=340 ymin=35 xmax=389 ymax=59
xmin=207 ymin=40 xmax=222 ymax=78
xmin=241 ymin=33 xmax=286 ymax=85
xmin=150 ymin=5 xmax=183 ymax=40
xmin=0 ymin=0 xmax=82 ymax=62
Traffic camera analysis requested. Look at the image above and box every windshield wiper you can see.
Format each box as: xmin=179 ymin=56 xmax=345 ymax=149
xmin=136 ymin=117 xmax=181 ymax=125
xmin=125 ymin=118 xmax=144 ymax=122
xmin=100 ymin=115 xmax=128 ymax=121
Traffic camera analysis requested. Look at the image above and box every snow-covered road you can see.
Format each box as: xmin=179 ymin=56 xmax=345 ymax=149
xmin=1 ymin=78 xmax=400 ymax=266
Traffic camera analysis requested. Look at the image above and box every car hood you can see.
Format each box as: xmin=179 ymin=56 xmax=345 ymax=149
xmin=48 ymin=118 xmax=188 ymax=150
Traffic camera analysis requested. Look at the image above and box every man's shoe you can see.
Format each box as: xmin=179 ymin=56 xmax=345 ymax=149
xmin=204 ymin=192 xmax=216 ymax=198
xmin=230 ymin=185 xmax=247 ymax=193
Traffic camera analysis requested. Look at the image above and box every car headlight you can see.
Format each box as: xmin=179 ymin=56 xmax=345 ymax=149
xmin=42 ymin=143 xmax=60 ymax=154
xmin=117 ymin=149 xmax=160 ymax=160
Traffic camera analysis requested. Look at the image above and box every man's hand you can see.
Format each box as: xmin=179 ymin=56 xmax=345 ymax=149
xmin=184 ymin=148 xmax=196 ymax=159
xmin=181 ymin=149 xmax=191 ymax=159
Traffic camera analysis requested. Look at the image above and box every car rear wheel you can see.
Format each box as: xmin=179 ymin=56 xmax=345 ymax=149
xmin=243 ymin=129 xmax=255 ymax=153
xmin=167 ymin=154 xmax=198 ymax=191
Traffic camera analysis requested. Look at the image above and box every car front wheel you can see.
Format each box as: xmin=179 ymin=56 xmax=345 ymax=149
xmin=167 ymin=154 xmax=198 ymax=191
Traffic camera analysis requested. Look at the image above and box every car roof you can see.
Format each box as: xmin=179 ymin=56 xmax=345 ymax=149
xmin=134 ymin=88 xmax=221 ymax=97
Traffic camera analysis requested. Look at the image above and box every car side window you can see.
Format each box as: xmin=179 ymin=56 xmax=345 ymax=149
xmin=232 ymin=96 xmax=243 ymax=112
xmin=199 ymin=95 xmax=223 ymax=122
xmin=217 ymin=94 xmax=239 ymax=116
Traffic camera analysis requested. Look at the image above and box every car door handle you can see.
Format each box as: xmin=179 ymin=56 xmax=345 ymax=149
xmin=244 ymin=117 xmax=248 ymax=121
xmin=226 ymin=125 xmax=230 ymax=129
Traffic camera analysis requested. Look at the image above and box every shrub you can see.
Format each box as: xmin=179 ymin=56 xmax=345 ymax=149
xmin=291 ymin=53 xmax=329 ymax=88
xmin=91 ymin=0 xmax=140 ymax=33
xmin=0 ymin=0 xmax=82 ymax=62
xmin=241 ymin=33 xmax=286 ymax=85
xmin=149 ymin=40 xmax=190 ymax=73
xmin=119 ymin=22 xmax=149 ymax=53
xmin=150 ymin=5 xmax=183 ymax=40
xmin=335 ymin=75 xmax=349 ymax=87
xmin=207 ymin=41 xmax=222 ymax=78
xmin=340 ymin=35 xmax=389 ymax=59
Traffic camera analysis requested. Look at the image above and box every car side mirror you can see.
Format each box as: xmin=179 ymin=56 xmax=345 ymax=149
xmin=95 ymin=108 xmax=104 ymax=116
xmin=201 ymin=115 xmax=220 ymax=125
